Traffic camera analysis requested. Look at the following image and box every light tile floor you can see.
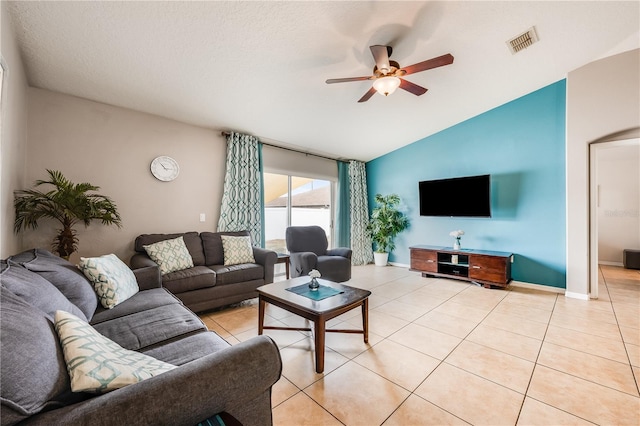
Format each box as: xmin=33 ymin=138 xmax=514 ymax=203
xmin=199 ymin=265 xmax=640 ymax=425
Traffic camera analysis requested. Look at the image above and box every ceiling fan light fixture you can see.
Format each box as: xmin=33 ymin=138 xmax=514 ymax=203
xmin=373 ymin=76 xmax=401 ymax=96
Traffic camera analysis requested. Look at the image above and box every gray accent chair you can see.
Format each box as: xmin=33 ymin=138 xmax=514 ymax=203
xmin=285 ymin=225 xmax=352 ymax=282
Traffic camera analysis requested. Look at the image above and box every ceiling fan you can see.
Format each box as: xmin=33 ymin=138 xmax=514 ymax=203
xmin=326 ymin=45 xmax=454 ymax=103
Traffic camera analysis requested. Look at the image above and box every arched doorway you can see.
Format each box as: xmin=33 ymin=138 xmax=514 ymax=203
xmin=589 ymin=137 xmax=640 ymax=298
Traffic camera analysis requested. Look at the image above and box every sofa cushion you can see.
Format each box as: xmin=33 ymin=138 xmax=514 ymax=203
xmin=21 ymin=248 xmax=98 ymax=321
xmin=90 ymin=288 xmax=182 ymax=326
xmin=135 ymin=232 xmax=205 ymax=266
xmin=0 ymin=287 xmax=83 ymax=422
xmin=92 ymin=304 xmax=207 ymax=351
xmin=208 ymin=263 xmax=264 ymax=286
xmin=143 ymin=236 xmax=194 ymax=275
xmin=162 ymin=265 xmax=216 ymax=294
xmin=54 ymin=310 xmax=176 ymax=394
xmin=201 ymin=231 xmax=249 ymax=266
xmin=140 ymin=332 xmax=230 ymax=366
xmin=0 ymin=261 xmax=87 ymax=321
xmin=78 ymin=254 xmax=139 ymax=309
xmin=6 ymin=248 xmax=37 ymax=264
xmin=221 ymin=235 xmax=256 ymax=266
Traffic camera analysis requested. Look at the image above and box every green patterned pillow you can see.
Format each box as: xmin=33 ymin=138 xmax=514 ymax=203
xmin=143 ymin=236 xmax=194 ymax=275
xmin=220 ymin=235 xmax=255 ymax=266
xmin=54 ymin=310 xmax=176 ymax=393
xmin=78 ymin=254 xmax=139 ymax=309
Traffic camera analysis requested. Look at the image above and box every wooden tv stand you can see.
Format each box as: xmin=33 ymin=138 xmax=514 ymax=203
xmin=410 ymin=245 xmax=513 ymax=289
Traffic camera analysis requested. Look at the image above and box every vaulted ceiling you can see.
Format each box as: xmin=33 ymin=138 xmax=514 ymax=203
xmin=6 ymin=1 xmax=639 ymax=161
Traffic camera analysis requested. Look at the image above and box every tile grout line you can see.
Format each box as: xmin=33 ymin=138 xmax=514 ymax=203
xmin=601 ymin=266 xmax=640 ymax=397
xmin=374 ymin=282 xmax=520 ymax=425
xmin=202 ymin=266 xmax=640 ymax=424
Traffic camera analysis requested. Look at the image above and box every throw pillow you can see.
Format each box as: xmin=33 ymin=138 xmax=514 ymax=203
xmin=143 ymin=236 xmax=194 ymax=275
xmin=78 ymin=254 xmax=139 ymax=309
xmin=220 ymin=235 xmax=255 ymax=266
xmin=54 ymin=310 xmax=176 ymax=393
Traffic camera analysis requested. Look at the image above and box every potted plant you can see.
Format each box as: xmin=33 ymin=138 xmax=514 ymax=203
xmin=14 ymin=169 xmax=122 ymax=259
xmin=367 ymin=193 xmax=409 ymax=266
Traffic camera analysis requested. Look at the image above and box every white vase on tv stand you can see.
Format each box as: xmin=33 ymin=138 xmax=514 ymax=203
xmin=453 ymin=240 xmax=461 ymax=250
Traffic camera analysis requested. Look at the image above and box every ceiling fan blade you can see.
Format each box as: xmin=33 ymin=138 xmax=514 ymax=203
xmin=370 ymin=45 xmax=392 ymax=74
xmin=399 ymin=78 xmax=428 ymax=96
xmin=401 ymin=53 xmax=454 ymax=76
xmin=326 ymin=76 xmax=372 ymax=84
xmin=358 ymin=87 xmax=377 ymax=103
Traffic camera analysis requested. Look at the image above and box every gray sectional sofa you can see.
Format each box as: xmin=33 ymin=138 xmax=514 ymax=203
xmin=1 ymin=248 xmax=282 ymax=426
xmin=130 ymin=231 xmax=277 ymax=313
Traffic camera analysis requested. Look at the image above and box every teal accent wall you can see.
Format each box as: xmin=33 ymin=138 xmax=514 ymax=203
xmin=366 ymin=80 xmax=566 ymax=288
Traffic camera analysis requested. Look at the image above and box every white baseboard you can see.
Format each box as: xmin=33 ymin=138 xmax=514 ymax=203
xmin=598 ymin=261 xmax=624 ymax=267
xmin=510 ymin=280 xmax=565 ymax=294
xmin=377 ymin=264 xmax=594 ymax=300
xmin=565 ymin=291 xmax=590 ymax=300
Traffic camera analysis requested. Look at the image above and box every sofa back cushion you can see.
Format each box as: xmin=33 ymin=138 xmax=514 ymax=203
xmin=201 ymin=231 xmax=250 ymax=266
xmin=286 ymin=226 xmax=328 ymax=256
xmin=5 ymin=248 xmax=37 ymax=264
xmin=19 ymin=249 xmax=98 ymax=321
xmin=0 ymin=261 xmax=87 ymax=322
xmin=135 ymin=232 xmax=205 ymax=266
xmin=0 ymin=287 xmax=83 ymax=423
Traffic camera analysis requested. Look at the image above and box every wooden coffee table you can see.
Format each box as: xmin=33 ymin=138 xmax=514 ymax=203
xmin=257 ymin=277 xmax=371 ymax=373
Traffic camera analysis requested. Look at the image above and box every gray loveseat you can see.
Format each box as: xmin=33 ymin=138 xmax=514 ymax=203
xmin=1 ymin=248 xmax=282 ymax=426
xmin=131 ymin=231 xmax=277 ymax=313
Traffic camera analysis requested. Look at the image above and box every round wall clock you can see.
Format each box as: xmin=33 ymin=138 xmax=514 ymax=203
xmin=150 ymin=156 xmax=180 ymax=182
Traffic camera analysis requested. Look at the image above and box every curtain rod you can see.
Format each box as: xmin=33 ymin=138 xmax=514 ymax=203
xmin=221 ymin=131 xmax=350 ymax=163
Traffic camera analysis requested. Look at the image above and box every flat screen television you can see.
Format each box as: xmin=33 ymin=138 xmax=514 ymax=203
xmin=419 ymin=174 xmax=491 ymax=217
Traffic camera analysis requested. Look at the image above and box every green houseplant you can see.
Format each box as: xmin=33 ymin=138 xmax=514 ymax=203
xmin=367 ymin=193 xmax=409 ymax=266
xmin=14 ymin=169 xmax=122 ymax=259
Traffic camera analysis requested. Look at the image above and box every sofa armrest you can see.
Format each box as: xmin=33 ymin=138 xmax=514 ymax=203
xmin=130 ymin=253 xmax=157 ymax=269
xmin=132 ymin=265 xmax=162 ymax=291
xmin=327 ymin=247 xmax=353 ymax=260
xmin=289 ymin=252 xmax=318 ymax=278
xmin=23 ymin=335 xmax=282 ymax=426
xmin=253 ymin=247 xmax=277 ymax=284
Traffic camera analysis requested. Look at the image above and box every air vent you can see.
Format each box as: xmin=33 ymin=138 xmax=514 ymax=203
xmin=507 ymin=27 xmax=539 ymax=54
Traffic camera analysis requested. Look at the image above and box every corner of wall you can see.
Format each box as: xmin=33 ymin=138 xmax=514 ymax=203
xmin=566 ymin=48 xmax=640 ymax=298
xmin=1 ymin=1 xmax=30 ymax=257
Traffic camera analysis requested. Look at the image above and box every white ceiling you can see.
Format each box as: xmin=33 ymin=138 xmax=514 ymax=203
xmin=6 ymin=1 xmax=639 ymax=162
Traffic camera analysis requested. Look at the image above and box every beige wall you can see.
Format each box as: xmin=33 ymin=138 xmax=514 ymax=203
xmin=566 ymin=48 xmax=640 ymax=298
xmin=0 ymin=2 xmax=29 ymax=257
xmin=22 ymin=88 xmax=227 ymax=264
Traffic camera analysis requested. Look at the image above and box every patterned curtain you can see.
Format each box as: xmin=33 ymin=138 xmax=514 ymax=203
xmin=217 ymin=132 xmax=264 ymax=246
xmin=336 ymin=161 xmax=351 ymax=248
xmin=349 ymin=160 xmax=373 ymax=265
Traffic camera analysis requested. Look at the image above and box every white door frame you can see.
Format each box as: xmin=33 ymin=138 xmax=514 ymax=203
xmin=589 ymin=138 xmax=640 ymax=299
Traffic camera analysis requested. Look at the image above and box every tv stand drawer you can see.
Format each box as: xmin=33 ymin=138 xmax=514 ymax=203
xmin=410 ymin=249 xmax=437 ymax=272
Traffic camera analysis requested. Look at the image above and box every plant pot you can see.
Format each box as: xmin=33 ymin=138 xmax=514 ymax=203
xmin=374 ymin=252 xmax=389 ymax=267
